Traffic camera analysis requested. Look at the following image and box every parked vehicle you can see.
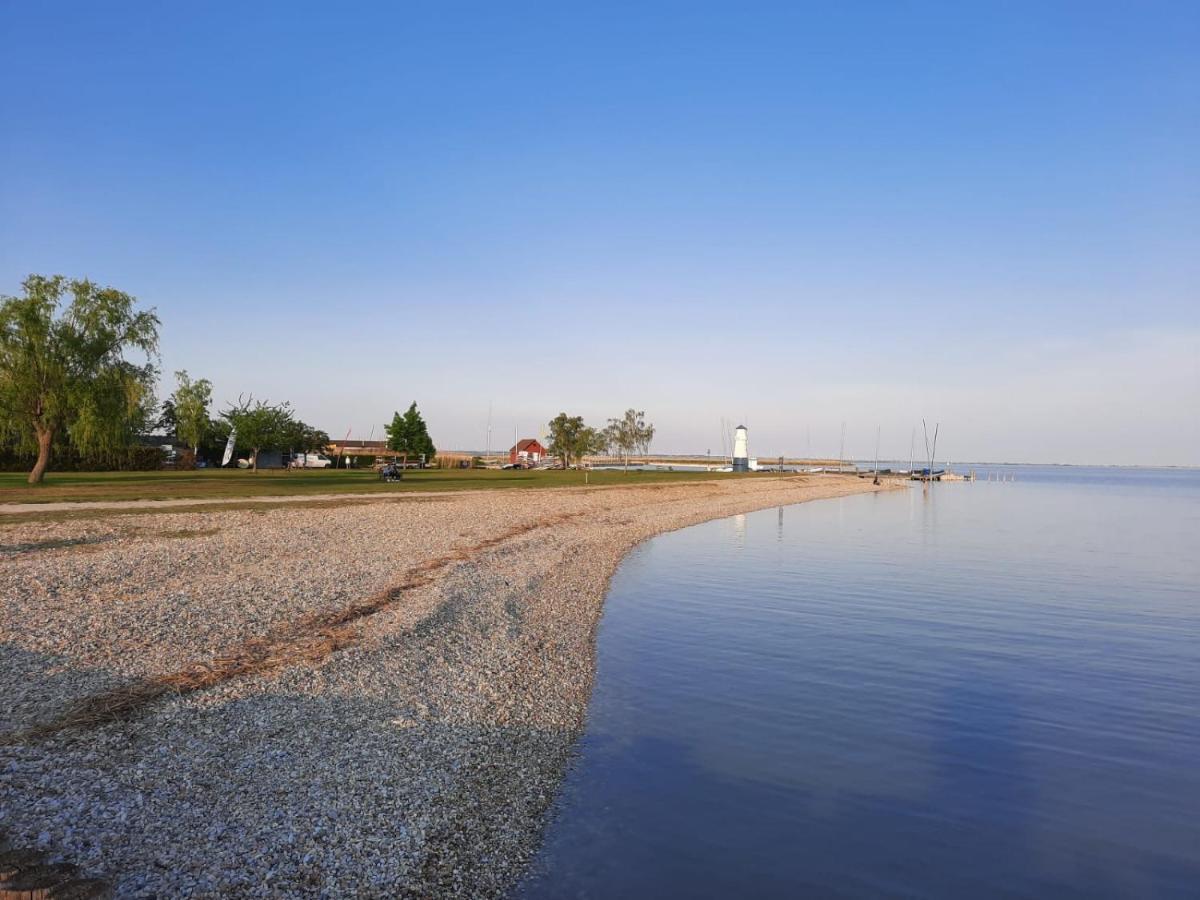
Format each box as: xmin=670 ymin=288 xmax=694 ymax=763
xmin=290 ymin=453 xmax=333 ymax=469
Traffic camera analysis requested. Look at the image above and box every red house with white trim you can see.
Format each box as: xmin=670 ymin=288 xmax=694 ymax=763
xmin=509 ymin=438 xmax=548 ymax=465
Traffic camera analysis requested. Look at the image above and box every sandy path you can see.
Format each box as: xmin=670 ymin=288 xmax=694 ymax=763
xmin=0 ymin=475 xmax=896 ymax=897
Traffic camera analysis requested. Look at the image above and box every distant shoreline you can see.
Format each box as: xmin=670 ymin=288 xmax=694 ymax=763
xmin=449 ymin=455 xmax=1200 ymax=471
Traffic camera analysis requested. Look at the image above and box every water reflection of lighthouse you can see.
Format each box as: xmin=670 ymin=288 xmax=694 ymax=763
xmin=732 ymin=425 xmax=749 ymax=472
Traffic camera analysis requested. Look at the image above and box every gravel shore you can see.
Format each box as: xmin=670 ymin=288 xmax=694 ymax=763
xmin=1 ymin=475 xmax=890 ymax=897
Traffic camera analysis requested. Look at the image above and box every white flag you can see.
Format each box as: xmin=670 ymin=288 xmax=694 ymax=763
xmin=221 ymin=427 xmax=237 ymax=467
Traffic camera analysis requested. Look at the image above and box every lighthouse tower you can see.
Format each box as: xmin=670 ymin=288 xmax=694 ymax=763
xmin=732 ymin=425 xmax=749 ymax=472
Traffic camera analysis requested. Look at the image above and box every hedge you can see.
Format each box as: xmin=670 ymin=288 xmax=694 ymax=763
xmin=0 ymin=445 xmax=166 ymax=472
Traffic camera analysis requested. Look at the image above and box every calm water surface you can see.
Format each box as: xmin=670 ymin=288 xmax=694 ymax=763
xmin=519 ymin=467 xmax=1200 ymax=898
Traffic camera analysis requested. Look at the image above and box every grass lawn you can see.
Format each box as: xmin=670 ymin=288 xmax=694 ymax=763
xmin=0 ymin=467 xmax=738 ymax=505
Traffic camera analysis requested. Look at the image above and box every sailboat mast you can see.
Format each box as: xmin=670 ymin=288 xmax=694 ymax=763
xmin=486 ymin=401 xmax=492 ymax=462
xmin=873 ymin=425 xmax=881 ymax=485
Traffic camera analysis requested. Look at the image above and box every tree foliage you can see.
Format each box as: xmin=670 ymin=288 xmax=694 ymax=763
xmin=195 ymin=415 xmax=232 ymax=465
xmin=156 ymin=397 xmax=178 ymax=434
xmin=170 ymin=370 xmax=213 ymax=454
xmin=385 ymin=402 xmax=436 ymax=462
xmin=0 ymin=274 xmax=159 ymax=483
xmin=220 ymin=395 xmax=294 ymax=470
xmin=216 ymin=394 xmax=327 ymax=469
xmin=547 ymin=412 xmax=603 ymax=469
xmin=282 ymin=419 xmax=330 ymax=456
xmin=604 ymin=408 xmax=655 ymax=470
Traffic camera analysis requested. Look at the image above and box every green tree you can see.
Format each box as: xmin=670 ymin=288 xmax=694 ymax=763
xmin=200 ymin=415 xmax=232 ymax=466
xmin=385 ymin=402 xmax=436 ymax=465
xmin=0 ymin=275 xmax=160 ymax=484
xmin=281 ymin=418 xmax=330 ymax=463
xmin=547 ymin=412 xmax=603 ymax=469
xmin=606 ymin=408 xmax=655 ymax=471
xmin=170 ymin=370 xmax=213 ymax=455
xmin=156 ymin=397 xmax=178 ymax=434
xmin=300 ymin=423 xmax=331 ymax=454
xmin=221 ymin=395 xmax=294 ymax=471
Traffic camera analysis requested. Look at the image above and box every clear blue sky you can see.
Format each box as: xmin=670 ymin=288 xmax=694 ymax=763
xmin=2 ymin=2 xmax=1197 ymax=464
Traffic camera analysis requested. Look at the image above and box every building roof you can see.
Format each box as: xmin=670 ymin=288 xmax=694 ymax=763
xmin=510 ymin=438 xmax=544 ymax=452
xmin=328 ymin=439 xmax=389 ymax=450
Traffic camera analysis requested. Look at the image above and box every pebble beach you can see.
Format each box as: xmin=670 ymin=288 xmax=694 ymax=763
xmin=1 ymin=475 xmax=890 ymax=897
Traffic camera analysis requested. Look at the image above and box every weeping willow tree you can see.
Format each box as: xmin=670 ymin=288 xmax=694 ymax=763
xmin=0 ymin=275 xmax=160 ymax=483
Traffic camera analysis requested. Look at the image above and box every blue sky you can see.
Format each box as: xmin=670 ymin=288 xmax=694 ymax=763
xmin=2 ymin=2 xmax=1197 ymax=464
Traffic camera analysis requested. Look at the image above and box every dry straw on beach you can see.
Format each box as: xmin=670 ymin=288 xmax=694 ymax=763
xmin=5 ymin=512 xmax=585 ymax=744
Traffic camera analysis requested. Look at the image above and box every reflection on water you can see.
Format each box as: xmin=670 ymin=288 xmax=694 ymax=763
xmin=518 ymin=468 xmax=1200 ymax=899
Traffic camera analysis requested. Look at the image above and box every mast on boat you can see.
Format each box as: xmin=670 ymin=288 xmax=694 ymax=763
xmin=921 ymin=420 xmax=940 ymax=481
xmin=873 ymin=426 xmax=881 ymax=485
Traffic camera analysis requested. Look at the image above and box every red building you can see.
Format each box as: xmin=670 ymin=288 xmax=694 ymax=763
xmin=509 ymin=438 xmax=548 ymax=465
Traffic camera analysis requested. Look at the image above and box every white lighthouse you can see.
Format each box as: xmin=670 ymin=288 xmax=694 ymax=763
xmin=732 ymin=425 xmax=749 ymax=472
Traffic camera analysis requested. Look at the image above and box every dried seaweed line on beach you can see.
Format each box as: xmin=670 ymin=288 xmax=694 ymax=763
xmin=3 ymin=511 xmax=587 ymax=743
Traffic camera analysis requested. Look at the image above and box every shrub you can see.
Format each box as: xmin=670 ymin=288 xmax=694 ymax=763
xmin=0 ymin=445 xmax=165 ymax=472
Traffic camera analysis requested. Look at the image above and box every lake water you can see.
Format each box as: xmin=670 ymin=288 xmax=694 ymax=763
xmin=518 ymin=467 xmax=1200 ymax=898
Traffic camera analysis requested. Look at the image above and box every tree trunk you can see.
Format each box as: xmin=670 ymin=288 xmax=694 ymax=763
xmin=252 ymin=448 xmax=259 ymax=471
xmin=28 ymin=426 xmax=54 ymax=485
